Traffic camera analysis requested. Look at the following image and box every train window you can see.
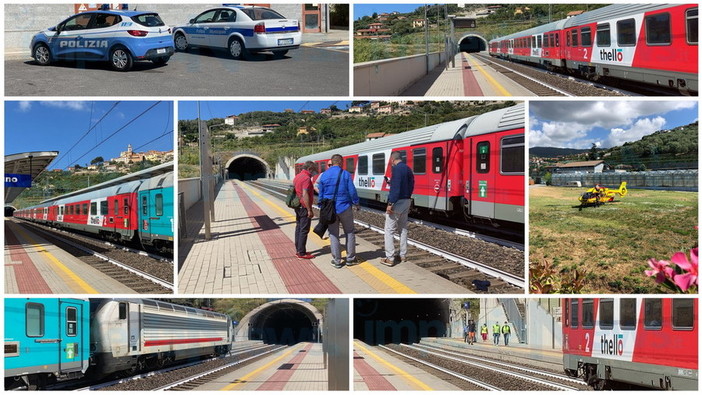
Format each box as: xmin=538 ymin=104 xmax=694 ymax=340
xmin=123 ymin=198 xmax=129 ymax=215
xmin=66 ymin=307 xmax=77 ymax=336
xmin=90 ymin=202 xmax=97 ymax=216
xmin=82 ymin=203 xmax=88 ymax=215
xmin=617 ymin=19 xmax=637 ymax=46
xmin=643 ymin=299 xmax=662 ymax=329
xmin=60 ymin=206 xmax=64 ymax=216
xmin=142 ymin=196 xmax=148 ymax=215
xmin=596 ymin=23 xmax=611 ymax=46
xmin=372 ymin=153 xmax=385 ymax=175
xmin=672 ymin=299 xmax=694 ymax=329
xmin=155 ymin=194 xmax=164 ymax=216
xmin=571 ymin=29 xmax=578 ymax=47
xmin=581 ymin=27 xmax=592 ymax=46
xmin=346 ymin=157 xmax=355 ymax=173
xmin=114 ymin=199 xmax=119 ymax=216
xmin=432 ymin=147 xmax=443 ymax=173
xmin=358 ymin=156 xmax=368 ymax=175
xmin=500 ymin=135 xmax=524 ymax=175
xmin=582 ymin=299 xmax=594 ymax=328
xmin=686 ymin=8 xmax=698 ymax=44
xmin=570 ymin=299 xmax=579 ymax=328
xmin=645 ymin=13 xmax=670 ymax=45
xmin=563 ymin=299 xmax=569 ymax=326
xmin=599 ymin=299 xmax=614 ymax=329
xmin=119 ymin=302 xmax=127 ymax=320
xmin=100 ymin=201 xmax=108 ymax=216
xmin=531 ymin=36 xmax=536 ymax=48
xmin=555 ymin=33 xmax=559 ymax=47
xmin=26 ymin=303 xmax=44 ymax=337
xmin=620 ymin=298 xmax=637 ymax=330
xmin=566 ymin=32 xmax=571 ymax=47
xmin=413 ymin=148 xmax=426 ymax=174
xmin=320 ymin=162 xmax=327 ymax=172
xmin=537 ymin=35 xmax=542 ymax=48
xmin=476 ymin=142 xmax=490 ymax=174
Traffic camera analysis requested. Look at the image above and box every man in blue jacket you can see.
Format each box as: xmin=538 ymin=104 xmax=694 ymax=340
xmin=381 ymin=151 xmax=414 ymax=266
xmin=318 ymin=154 xmax=360 ymax=268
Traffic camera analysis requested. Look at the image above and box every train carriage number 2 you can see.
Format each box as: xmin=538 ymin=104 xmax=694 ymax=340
xmin=585 ymin=333 xmax=590 ymax=353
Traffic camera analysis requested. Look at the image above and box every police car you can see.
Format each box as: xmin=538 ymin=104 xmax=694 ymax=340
xmin=173 ymin=6 xmax=301 ymax=59
xmin=30 ymin=10 xmax=175 ymax=71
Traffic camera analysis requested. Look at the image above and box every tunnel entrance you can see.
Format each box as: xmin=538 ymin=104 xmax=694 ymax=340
xmin=354 ymin=299 xmax=449 ymax=345
xmin=237 ymin=300 xmax=322 ymax=345
xmin=226 ymin=155 xmax=268 ymax=180
xmin=5 ymin=206 xmax=16 ymax=217
xmin=459 ymin=34 xmax=487 ymax=53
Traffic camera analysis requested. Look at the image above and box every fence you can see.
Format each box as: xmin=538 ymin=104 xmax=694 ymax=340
xmin=498 ymin=298 xmax=526 ymax=343
xmin=552 ymin=170 xmax=698 ymax=191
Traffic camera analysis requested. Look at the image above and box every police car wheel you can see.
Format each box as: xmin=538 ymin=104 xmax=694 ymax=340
xmin=272 ymin=50 xmax=288 ymax=58
xmin=174 ymin=33 xmax=188 ymax=51
xmin=229 ymin=38 xmax=247 ymax=60
xmin=110 ymin=47 xmax=133 ymax=71
xmin=33 ymin=44 xmax=51 ymax=66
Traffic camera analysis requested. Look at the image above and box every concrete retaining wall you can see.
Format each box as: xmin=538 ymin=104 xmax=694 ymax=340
xmin=178 ymin=177 xmax=201 ymax=212
xmin=354 ymin=51 xmax=447 ymax=96
xmin=526 ymin=300 xmax=562 ymax=350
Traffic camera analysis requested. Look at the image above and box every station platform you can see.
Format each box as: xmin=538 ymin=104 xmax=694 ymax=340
xmin=402 ymin=52 xmax=535 ymax=97
xmin=353 ymin=340 xmax=462 ymax=391
xmin=193 ymin=342 xmax=329 ymax=391
xmin=178 ymin=180 xmax=470 ymax=294
xmin=4 ymin=219 xmax=135 ymax=294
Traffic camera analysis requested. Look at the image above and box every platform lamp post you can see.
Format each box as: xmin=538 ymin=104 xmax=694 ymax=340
xmin=447 ymin=14 xmax=456 ymax=68
xmin=198 ymin=102 xmax=212 ymax=241
xmin=424 ymin=4 xmax=429 ymax=75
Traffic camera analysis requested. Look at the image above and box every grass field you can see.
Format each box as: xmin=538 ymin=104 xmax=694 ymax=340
xmin=529 ymin=186 xmax=698 ymax=294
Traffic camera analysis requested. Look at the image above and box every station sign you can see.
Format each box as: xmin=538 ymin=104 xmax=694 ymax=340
xmin=453 ymin=18 xmax=477 ymax=29
xmin=5 ymin=174 xmax=31 ymax=188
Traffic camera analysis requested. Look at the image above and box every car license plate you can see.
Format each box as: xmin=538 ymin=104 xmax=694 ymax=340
xmin=157 ymin=48 xmax=166 ymax=54
xmin=278 ymin=38 xmax=293 ymax=46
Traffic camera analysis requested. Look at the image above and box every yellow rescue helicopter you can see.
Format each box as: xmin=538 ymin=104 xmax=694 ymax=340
xmin=578 ymin=182 xmax=627 ymax=209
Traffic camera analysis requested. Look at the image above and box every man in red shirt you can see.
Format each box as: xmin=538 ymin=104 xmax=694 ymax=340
xmin=293 ymin=161 xmax=317 ymax=259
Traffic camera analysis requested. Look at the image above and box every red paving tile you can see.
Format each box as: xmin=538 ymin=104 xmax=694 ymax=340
xmin=257 ymin=343 xmax=313 ymax=390
xmin=233 ymin=182 xmax=340 ymax=294
xmin=5 ymin=222 xmax=52 ymax=293
xmin=354 ymin=351 xmax=396 ymax=390
xmin=462 ymin=58 xmax=484 ymax=96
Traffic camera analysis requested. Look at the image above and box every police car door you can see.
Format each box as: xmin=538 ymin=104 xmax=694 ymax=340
xmin=87 ymin=13 xmax=123 ymax=58
xmin=208 ymin=9 xmax=235 ymax=48
xmin=52 ymin=13 xmax=95 ymax=60
xmin=188 ymin=9 xmax=218 ymax=46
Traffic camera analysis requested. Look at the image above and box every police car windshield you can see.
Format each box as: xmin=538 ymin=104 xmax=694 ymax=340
xmin=133 ymin=13 xmax=165 ymax=27
xmin=241 ymin=8 xmax=286 ymax=20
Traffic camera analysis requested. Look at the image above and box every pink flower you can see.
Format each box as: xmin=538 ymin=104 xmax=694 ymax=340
xmin=671 ymin=248 xmax=698 ymax=292
xmin=645 ymin=258 xmax=671 ymax=284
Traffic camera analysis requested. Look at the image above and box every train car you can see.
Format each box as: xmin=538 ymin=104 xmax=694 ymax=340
xmin=90 ymin=298 xmax=232 ymax=377
xmin=488 ymin=4 xmax=698 ymax=93
xmin=4 ymin=298 xmax=91 ymax=389
xmin=13 ymin=162 xmax=173 ymax=253
xmin=295 ymin=104 xmax=524 ymax=227
xmin=562 ymin=298 xmax=698 ymax=390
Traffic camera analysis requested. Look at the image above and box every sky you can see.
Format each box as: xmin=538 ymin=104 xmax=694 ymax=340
xmin=529 ymin=101 xmax=699 ymax=149
xmin=5 ymin=101 xmax=173 ymax=170
xmin=354 ymin=3 xmax=425 ymax=19
xmin=178 ymin=101 xmax=353 ymax=120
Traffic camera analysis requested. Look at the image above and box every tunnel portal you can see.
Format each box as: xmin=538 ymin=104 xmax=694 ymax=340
xmin=459 ymin=34 xmax=488 ymax=53
xmin=226 ymin=154 xmax=268 ymax=180
xmin=5 ymin=206 xmax=16 ymax=217
xmin=237 ymin=300 xmax=322 ymax=345
xmin=354 ymin=299 xmax=449 ymax=345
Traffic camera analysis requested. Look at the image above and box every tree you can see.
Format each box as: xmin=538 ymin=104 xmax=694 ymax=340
xmin=91 ymin=156 xmax=105 ymax=166
xmin=588 ymin=143 xmax=598 ymax=160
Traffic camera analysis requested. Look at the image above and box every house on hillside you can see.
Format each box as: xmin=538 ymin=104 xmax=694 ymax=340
xmin=550 ymin=160 xmax=605 ymax=173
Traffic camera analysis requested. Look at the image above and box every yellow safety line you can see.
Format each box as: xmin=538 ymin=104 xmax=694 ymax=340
xmin=236 ymin=181 xmax=416 ymax=294
xmin=463 ymin=53 xmax=512 ymax=96
xmin=219 ymin=344 xmax=302 ymax=391
xmin=12 ymin=223 xmax=99 ymax=294
xmin=355 ymin=341 xmax=433 ymax=391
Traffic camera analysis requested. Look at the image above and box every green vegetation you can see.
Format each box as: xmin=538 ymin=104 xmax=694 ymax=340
xmin=158 ymin=298 xmax=329 ymax=321
xmin=529 ymin=186 xmax=697 ymax=293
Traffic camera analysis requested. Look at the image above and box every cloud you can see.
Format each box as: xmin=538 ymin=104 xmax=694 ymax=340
xmin=18 ymin=101 xmax=31 ymax=112
xmin=40 ymin=101 xmax=90 ymax=111
xmin=530 ymin=101 xmax=696 ymax=128
xmin=605 ymin=116 xmax=667 ymax=147
xmin=529 ymin=121 xmax=593 ymax=148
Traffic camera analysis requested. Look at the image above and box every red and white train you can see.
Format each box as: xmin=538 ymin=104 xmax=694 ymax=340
xmin=295 ymin=104 xmax=524 ymax=227
xmin=562 ymin=298 xmax=697 ymax=390
xmin=489 ymin=4 xmax=698 ymax=93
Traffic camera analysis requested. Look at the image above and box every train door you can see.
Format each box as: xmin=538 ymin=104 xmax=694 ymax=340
xmin=428 ymin=142 xmax=450 ymax=210
xmin=147 ymin=187 xmax=169 ymax=240
xmin=139 ymin=191 xmax=153 ymax=245
xmin=121 ymin=301 xmax=141 ymax=353
xmin=468 ymin=135 xmax=497 ymax=220
xmin=58 ymin=300 xmax=87 ymax=373
xmin=57 ymin=205 xmax=64 ymax=223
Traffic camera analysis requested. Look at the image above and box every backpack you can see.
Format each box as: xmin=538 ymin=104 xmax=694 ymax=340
xmin=285 ymin=185 xmax=301 ymax=209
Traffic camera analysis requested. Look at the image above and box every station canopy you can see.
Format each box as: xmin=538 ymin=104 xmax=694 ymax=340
xmin=4 ymin=151 xmax=59 ymax=204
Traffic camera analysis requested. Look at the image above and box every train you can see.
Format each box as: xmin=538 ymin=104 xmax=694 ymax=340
xmin=13 ymin=162 xmax=174 ymax=254
xmin=295 ymin=104 xmax=525 ymax=227
xmin=4 ymin=298 xmax=233 ymax=389
xmin=488 ymin=4 xmax=698 ymax=94
xmin=562 ymin=297 xmax=698 ymax=390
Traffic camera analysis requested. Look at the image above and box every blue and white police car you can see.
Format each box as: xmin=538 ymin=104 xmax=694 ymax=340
xmin=30 ymin=10 xmax=175 ymax=71
xmin=173 ymin=6 xmax=301 ymax=59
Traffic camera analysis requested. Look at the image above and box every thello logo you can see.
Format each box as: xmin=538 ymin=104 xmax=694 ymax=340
xmin=599 ymin=48 xmax=624 ymax=62
xmin=600 ymin=333 xmax=624 ymax=356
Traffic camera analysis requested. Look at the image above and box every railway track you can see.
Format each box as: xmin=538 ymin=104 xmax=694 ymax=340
xmin=381 ymin=344 xmax=583 ymax=391
xmin=247 ymin=180 xmax=524 ymax=292
xmin=13 ymin=219 xmax=173 ymax=293
xmin=472 ymin=54 xmax=573 ymax=97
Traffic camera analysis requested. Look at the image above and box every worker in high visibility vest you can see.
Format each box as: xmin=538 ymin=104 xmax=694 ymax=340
xmin=492 ymin=322 xmax=501 ymax=345
xmin=502 ymin=321 xmax=512 ymax=346
xmin=480 ymin=323 xmax=489 ymax=342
